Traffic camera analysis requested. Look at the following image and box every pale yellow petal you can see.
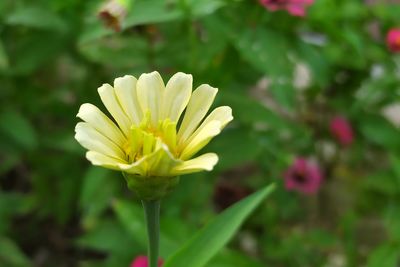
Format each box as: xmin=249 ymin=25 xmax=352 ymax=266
xmin=116 ymin=160 xmax=146 ymax=176
xmin=171 ymin=153 xmax=218 ymax=175
xmin=199 ymin=106 xmax=233 ymax=130
xmin=75 ymin=122 xmax=125 ymax=160
xmin=161 ymin=72 xmax=192 ymax=122
xmin=177 ymin=84 xmax=218 ymax=145
xmin=179 ymin=120 xmax=221 ymax=160
xmin=98 ymin=83 xmax=131 ymax=136
xmin=114 ymin=75 xmax=143 ymax=125
xmin=183 ymin=106 xmax=233 ymax=148
xmin=136 ymin=71 xmax=165 ymax=127
xmin=142 ymin=132 xmax=156 ymax=156
xmin=77 ymin=103 xmax=126 ymax=146
xmin=86 ymin=151 xmax=126 ymax=171
xmin=147 ymin=143 xmax=181 ymax=176
xmin=162 ymin=120 xmax=177 ymax=152
xmin=118 ymin=143 xmax=180 ymax=176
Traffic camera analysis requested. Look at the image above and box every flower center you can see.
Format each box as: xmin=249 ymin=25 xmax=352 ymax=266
xmin=123 ymin=113 xmax=178 ymax=163
xmin=293 ymin=171 xmax=307 ymax=184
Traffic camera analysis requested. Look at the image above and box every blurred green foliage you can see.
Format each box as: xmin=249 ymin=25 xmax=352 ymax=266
xmin=1 ymin=0 xmax=400 ymax=266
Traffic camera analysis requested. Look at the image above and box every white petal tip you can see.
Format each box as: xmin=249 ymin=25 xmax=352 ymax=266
xmin=76 ymin=103 xmax=91 ymax=119
xmin=114 ymin=75 xmax=137 ymax=86
xmin=97 ymin=83 xmax=111 ymax=94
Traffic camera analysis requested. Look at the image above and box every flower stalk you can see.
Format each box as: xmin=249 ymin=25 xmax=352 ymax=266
xmin=142 ymin=200 xmax=161 ymax=267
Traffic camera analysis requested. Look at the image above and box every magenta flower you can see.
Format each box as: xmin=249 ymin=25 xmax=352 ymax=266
xmin=131 ymin=256 xmax=163 ymax=267
xmin=330 ymin=116 xmax=354 ymax=146
xmin=259 ymin=0 xmax=314 ymax=17
xmin=386 ymin=28 xmax=400 ymax=53
xmin=284 ymin=158 xmax=323 ymax=194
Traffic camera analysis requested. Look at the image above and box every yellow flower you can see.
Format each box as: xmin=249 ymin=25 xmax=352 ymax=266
xmin=75 ymin=71 xmax=232 ymax=197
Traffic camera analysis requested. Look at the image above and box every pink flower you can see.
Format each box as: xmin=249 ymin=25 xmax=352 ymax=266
xmin=259 ymin=0 xmax=314 ymax=17
xmin=330 ymin=116 xmax=354 ymax=146
xmin=284 ymin=158 xmax=323 ymax=194
xmin=130 ymin=256 xmax=163 ymax=267
xmin=386 ymin=28 xmax=400 ymax=53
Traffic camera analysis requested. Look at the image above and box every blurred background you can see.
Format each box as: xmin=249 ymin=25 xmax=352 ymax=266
xmin=1 ymin=0 xmax=400 ymax=266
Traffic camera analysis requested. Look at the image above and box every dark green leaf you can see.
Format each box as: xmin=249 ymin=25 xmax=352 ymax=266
xmin=163 ymin=184 xmax=275 ymax=267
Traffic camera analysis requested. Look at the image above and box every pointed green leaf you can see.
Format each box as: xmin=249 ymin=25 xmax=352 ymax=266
xmin=163 ymin=184 xmax=275 ymax=267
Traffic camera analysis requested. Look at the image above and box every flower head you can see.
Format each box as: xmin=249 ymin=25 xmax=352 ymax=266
xmin=330 ymin=116 xmax=354 ymax=146
xmin=259 ymin=0 xmax=314 ymax=17
xmin=75 ymin=71 xmax=233 ymax=199
xmin=131 ymin=255 xmax=163 ymax=267
xmin=283 ymin=157 xmax=323 ymax=194
xmin=386 ymin=28 xmax=400 ymax=53
xmin=98 ymin=0 xmax=129 ymax=32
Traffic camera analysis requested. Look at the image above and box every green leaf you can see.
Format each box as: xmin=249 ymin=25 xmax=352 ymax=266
xmin=80 ymin=167 xmax=118 ymax=229
xmin=6 ymin=32 xmax=67 ymax=75
xmin=232 ymin=28 xmax=295 ymax=109
xmin=0 ymin=112 xmax=37 ymax=150
xmin=189 ymin=0 xmax=226 ymax=17
xmin=124 ymin=0 xmax=182 ymax=27
xmin=209 ymin=249 xmax=266 ymax=267
xmin=367 ymin=244 xmax=400 ymax=267
xmin=296 ymin=42 xmax=330 ymax=87
xmin=5 ymin=7 xmax=67 ymax=31
xmin=112 ymin=199 xmax=179 ymax=256
xmin=208 ymin=128 xmax=262 ymax=171
xmin=112 ymin=199 xmax=147 ymax=248
xmin=269 ymin=82 xmax=295 ymax=110
xmin=234 ymin=28 xmax=292 ymax=76
xmin=0 ymin=237 xmax=31 ymax=267
xmin=221 ymin=91 xmax=286 ymax=127
xmin=76 ymin=219 xmax=136 ymax=255
xmin=359 ymin=114 xmax=400 ymax=151
xmin=78 ymin=36 xmax=148 ymax=67
xmin=79 ymin=0 xmax=226 ymax=44
xmin=163 ymin=184 xmax=275 ymax=267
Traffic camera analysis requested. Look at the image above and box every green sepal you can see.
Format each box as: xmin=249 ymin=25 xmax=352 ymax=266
xmin=123 ymin=173 xmax=179 ymax=201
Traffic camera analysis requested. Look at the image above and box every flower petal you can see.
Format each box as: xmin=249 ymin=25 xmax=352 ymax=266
xmin=177 ymin=84 xmax=218 ymax=145
xmin=171 ymin=153 xmax=218 ymax=175
xmin=77 ymin=103 xmax=126 ymax=147
xmin=98 ymin=83 xmax=131 ymax=136
xmin=147 ymin=142 xmax=182 ymax=176
xmin=179 ymin=120 xmax=221 ymax=160
xmin=118 ymin=142 xmax=181 ymax=176
xmin=161 ymin=72 xmax=192 ymax=122
xmin=114 ymin=75 xmax=143 ymax=125
xmin=184 ymin=106 xmax=233 ymax=148
xmin=136 ymin=71 xmax=165 ymax=127
xmin=86 ymin=151 xmax=126 ymax=171
xmin=75 ymin=122 xmax=125 ymax=160
xmin=199 ymin=106 xmax=233 ymax=130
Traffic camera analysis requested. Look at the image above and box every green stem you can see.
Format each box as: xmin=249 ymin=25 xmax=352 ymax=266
xmin=142 ymin=200 xmax=161 ymax=267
